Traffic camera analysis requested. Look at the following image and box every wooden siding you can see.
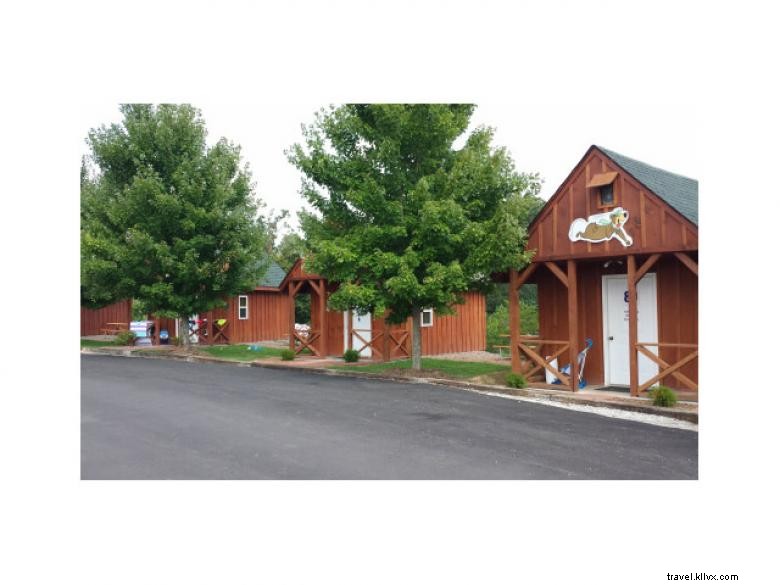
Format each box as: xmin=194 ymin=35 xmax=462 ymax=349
xmin=535 ymin=267 xmax=605 ymax=385
xmin=312 ymin=291 xmax=487 ymax=357
xmin=80 ymin=300 xmax=132 ymax=336
xmin=210 ymin=291 xmax=291 ymax=343
xmin=418 ymin=291 xmax=486 ymax=355
xmin=656 ymin=254 xmax=698 ymax=386
xmin=526 ymin=147 xmax=697 ymax=262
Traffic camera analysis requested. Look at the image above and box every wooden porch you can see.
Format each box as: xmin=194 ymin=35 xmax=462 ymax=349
xmin=509 ymin=251 xmax=698 ymax=396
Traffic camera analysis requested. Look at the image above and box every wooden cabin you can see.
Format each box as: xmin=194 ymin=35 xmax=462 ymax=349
xmin=507 ymin=145 xmax=698 ymax=396
xmin=279 ymin=258 xmax=487 ymax=360
xmin=205 ymin=261 xmax=291 ymax=343
xmin=147 ymin=260 xmax=292 ymax=344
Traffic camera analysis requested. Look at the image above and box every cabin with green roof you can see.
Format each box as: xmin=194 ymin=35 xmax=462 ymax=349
xmin=505 ymin=145 xmax=698 ymax=397
xmin=194 ymin=256 xmax=487 ymax=358
xmin=203 ymin=258 xmax=292 ymax=343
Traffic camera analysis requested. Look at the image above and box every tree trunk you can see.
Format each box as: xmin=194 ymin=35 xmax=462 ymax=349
xmin=411 ymin=307 xmax=422 ymax=370
xmin=179 ymin=316 xmax=191 ymax=349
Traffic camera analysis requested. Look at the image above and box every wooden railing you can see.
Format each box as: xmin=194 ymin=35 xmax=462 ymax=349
xmin=636 ymin=341 xmax=698 ymax=393
xmin=183 ymin=317 xmax=230 ymax=346
xmin=350 ymin=328 xmax=379 ymax=356
xmin=495 ymin=333 xmax=512 ymax=358
xmin=516 ymin=335 xmax=571 ymax=387
xmin=349 ymin=327 xmax=410 ymax=360
xmin=292 ymin=328 xmax=321 ymax=356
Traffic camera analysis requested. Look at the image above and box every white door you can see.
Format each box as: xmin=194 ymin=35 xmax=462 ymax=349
xmin=602 ymin=274 xmax=659 ymax=386
xmin=343 ymin=311 xmax=372 ymax=358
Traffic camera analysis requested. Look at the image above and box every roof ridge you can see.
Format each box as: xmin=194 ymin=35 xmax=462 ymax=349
xmin=596 ymin=145 xmax=697 ymax=183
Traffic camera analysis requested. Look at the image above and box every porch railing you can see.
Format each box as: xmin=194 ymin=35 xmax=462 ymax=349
xmin=636 ymin=341 xmax=698 ymax=393
xmin=292 ymin=328 xmax=321 ymax=356
xmin=348 ymin=327 xmax=410 ymax=360
xmin=516 ymin=335 xmax=571 ymax=387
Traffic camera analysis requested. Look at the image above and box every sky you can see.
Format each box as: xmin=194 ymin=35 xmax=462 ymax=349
xmin=81 ymin=102 xmax=698 ymax=234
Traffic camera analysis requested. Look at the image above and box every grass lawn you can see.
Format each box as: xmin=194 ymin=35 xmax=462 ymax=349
xmin=81 ymin=339 xmax=118 ymax=348
xmin=199 ymin=344 xmax=289 ymax=361
xmin=329 ymin=358 xmax=510 ymax=379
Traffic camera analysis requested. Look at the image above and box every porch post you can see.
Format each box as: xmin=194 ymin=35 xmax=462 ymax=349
xmin=319 ymin=279 xmax=328 ymax=356
xmin=509 ymin=268 xmax=521 ymax=373
xmin=566 ymin=260 xmax=579 ymax=392
xmin=347 ymin=309 xmax=354 ymax=351
xmin=382 ymin=315 xmax=390 ymax=363
xmin=627 ymin=255 xmax=639 ymax=396
xmin=288 ymin=283 xmax=295 ymax=351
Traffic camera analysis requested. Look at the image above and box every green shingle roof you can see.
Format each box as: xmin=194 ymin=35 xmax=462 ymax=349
xmin=257 ymin=259 xmax=287 ymax=288
xmin=597 ymin=146 xmax=698 ymax=225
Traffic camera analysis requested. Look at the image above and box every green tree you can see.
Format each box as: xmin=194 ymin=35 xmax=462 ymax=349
xmin=274 ymin=231 xmax=308 ymax=271
xmin=486 ymin=296 xmax=539 ymax=353
xmin=257 ymin=208 xmax=290 ymax=255
xmin=288 ymin=104 xmax=542 ymax=369
xmin=81 ymin=104 xmax=267 ymax=345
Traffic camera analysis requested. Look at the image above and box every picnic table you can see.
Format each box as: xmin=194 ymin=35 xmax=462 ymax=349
xmin=100 ymin=322 xmax=128 ymax=335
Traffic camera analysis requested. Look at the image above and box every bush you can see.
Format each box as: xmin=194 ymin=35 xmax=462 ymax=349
xmin=486 ymin=298 xmax=539 ymax=353
xmin=170 ymin=336 xmax=180 ymax=346
xmin=506 ymin=372 xmax=527 ymax=389
xmin=280 ymin=349 xmax=296 ymax=361
xmin=649 ymin=385 xmax=678 ymax=407
xmin=486 ymin=302 xmax=509 ymax=353
xmin=343 ymin=349 xmax=360 ymax=363
xmin=115 ymin=330 xmax=136 ymax=346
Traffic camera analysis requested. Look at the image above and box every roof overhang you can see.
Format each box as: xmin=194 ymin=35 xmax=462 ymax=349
xmin=586 ymin=171 xmax=618 ymax=188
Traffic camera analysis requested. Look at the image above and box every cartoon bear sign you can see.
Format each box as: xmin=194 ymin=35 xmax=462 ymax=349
xmin=568 ymin=207 xmax=633 ymax=247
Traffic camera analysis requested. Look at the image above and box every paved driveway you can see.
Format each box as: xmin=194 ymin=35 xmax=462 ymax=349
xmin=81 ymin=355 xmax=697 ymax=479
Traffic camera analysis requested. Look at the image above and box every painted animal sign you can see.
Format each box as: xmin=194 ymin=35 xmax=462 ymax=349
xmin=568 ymin=207 xmax=633 ymax=247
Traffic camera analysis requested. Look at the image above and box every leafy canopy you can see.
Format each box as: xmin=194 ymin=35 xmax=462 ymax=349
xmin=81 ymin=104 xmax=267 ymax=318
xmin=288 ymin=104 xmax=543 ymax=322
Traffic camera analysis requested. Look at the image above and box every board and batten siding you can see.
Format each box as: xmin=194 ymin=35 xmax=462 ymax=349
xmin=419 ymin=291 xmax=486 ymax=355
xmin=656 ymin=254 xmax=698 ymax=387
xmin=210 ymin=291 xmax=291 ymax=343
xmin=80 ymin=300 xmax=133 ymax=336
xmin=316 ymin=291 xmax=487 ymax=357
xmin=526 ymin=148 xmax=697 ymax=262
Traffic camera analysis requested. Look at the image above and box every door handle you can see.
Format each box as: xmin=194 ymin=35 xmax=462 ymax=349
xmin=608 ymin=336 xmax=614 ymax=341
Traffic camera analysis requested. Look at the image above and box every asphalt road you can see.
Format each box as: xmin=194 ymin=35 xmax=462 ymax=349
xmin=81 ymin=355 xmax=698 ymax=479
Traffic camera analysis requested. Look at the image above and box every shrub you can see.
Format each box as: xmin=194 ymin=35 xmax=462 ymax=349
xmin=343 ymin=349 xmax=360 ymax=363
xmin=115 ymin=330 xmax=136 ymax=346
xmin=280 ymin=349 xmax=296 ymax=361
xmin=486 ymin=301 xmax=509 ymax=353
xmin=486 ymin=298 xmax=539 ymax=353
xmin=170 ymin=336 xmax=180 ymax=346
xmin=506 ymin=372 xmax=527 ymax=389
xmin=649 ymin=385 xmax=678 ymax=407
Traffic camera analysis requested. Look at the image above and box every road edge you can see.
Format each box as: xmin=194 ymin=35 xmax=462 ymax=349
xmin=81 ymin=347 xmax=698 ymax=425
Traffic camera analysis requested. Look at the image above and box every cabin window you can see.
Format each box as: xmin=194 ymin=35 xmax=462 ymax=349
xmin=238 ymin=295 xmax=249 ymax=320
xmin=599 ymin=183 xmax=614 ymax=206
xmin=421 ymin=308 xmax=434 ymax=328
xmin=587 ymin=171 xmax=619 ymax=209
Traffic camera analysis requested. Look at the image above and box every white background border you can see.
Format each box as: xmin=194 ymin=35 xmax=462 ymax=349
xmin=2 ymin=1 xmax=778 ymax=583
